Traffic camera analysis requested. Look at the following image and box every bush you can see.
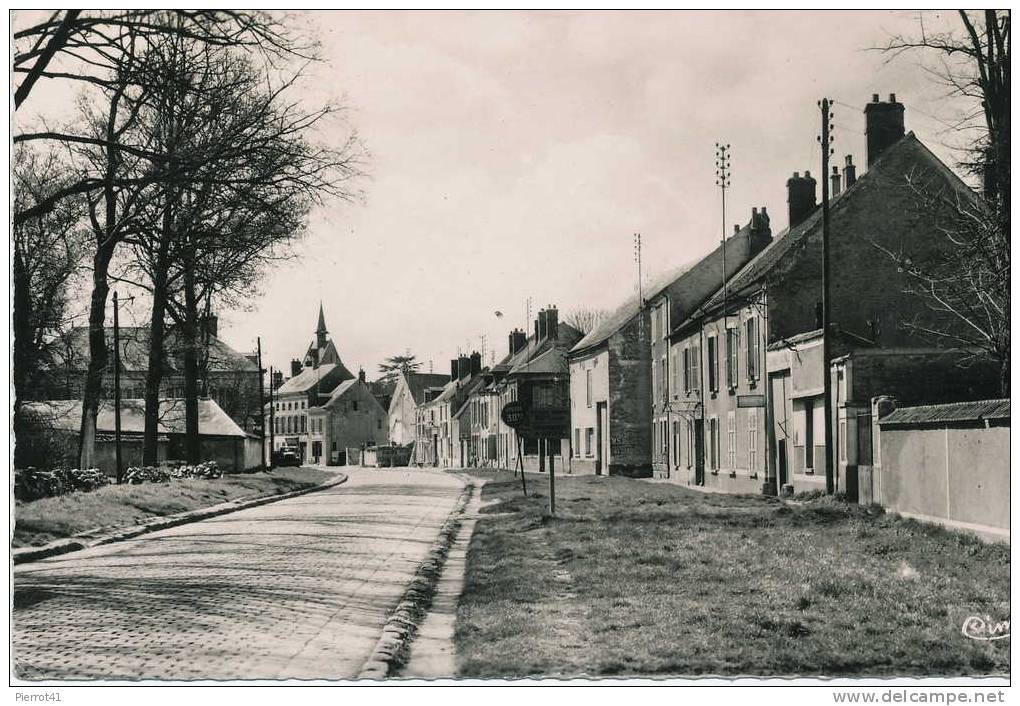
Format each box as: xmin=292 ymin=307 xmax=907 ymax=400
xmin=14 ymin=466 xmax=109 ymax=501
xmin=125 ymin=460 xmax=221 ymax=484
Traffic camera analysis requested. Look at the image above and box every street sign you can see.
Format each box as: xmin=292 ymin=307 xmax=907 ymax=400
xmin=501 ymin=401 xmax=527 ymax=429
xmin=737 ymin=394 xmax=766 ymax=408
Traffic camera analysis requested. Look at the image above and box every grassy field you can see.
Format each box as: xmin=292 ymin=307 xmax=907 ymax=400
xmin=454 ymin=472 xmax=1009 ymax=678
xmin=14 ymin=467 xmax=337 ymax=548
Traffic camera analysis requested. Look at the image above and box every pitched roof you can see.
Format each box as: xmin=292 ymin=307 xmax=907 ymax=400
xmin=571 ymin=262 xmax=692 ymax=355
xmin=502 ymin=322 xmax=583 ymax=374
xmin=684 ymin=133 xmax=975 ymax=328
xmin=23 ymin=398 xmax=246 ymax=437
xmin=58 ymin=326 xmax=258 ymax=374
xmin=403 ymin=371 xmax=452 ymax=405
xmin=276 ymin=362 xmax=352 ymax=396
xmin=880 ymin=399 xmax=1009 ymax=427
xmin=509 ymin=345 xmax=569 ymax=375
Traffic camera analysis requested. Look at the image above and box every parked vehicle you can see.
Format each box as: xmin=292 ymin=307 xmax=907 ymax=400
xmin=274 ymin=449 xmax=302 ymax=467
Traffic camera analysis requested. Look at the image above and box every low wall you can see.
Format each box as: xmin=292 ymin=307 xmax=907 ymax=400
xmin=874 ymin=404 xmax=1009 ymax=542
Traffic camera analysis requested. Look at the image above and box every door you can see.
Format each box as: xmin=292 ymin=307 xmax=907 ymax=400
xmin=778 ymin=440 xmax=789 ymax=487
xmin=694 ymin=419 xmax=705 ymax=485
xmin=595 ymin=402 xmax=607 ymax=475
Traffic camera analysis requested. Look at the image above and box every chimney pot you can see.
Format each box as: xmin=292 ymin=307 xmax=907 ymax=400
xmin=830 ymin=166 xmax=842 ymax=195
xmin=865 ymin=92 xmax=905 ymax=165
xmin=787 ymin=171 xmax=817 ymax=229
xmin=872 ymin=93 xmax=880 ymax=102
xmin=733 ymin=224 xmax=740 ymax=234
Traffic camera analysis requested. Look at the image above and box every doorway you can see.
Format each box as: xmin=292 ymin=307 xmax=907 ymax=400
xmin=595 ymin=402 xmax=607 ymax=475
xmin=694 ymin=419 xmax=705 ymax=485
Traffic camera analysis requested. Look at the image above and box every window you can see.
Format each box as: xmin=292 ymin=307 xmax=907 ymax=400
xmin=585 ymin=427 xmax=594 ymax=457
xmin=686 ymin=419 xmax=694 ymax=469
xmin=725 ymin=328 xmax=738 ymax=389
xmin=585 ymin=369 xmax=593 ymax=407
xmin=708 ymin=418 xmax=719 ymax=470
xmin=574 ymin=429 xmax=581 ymax=457
xmin=707 ymin=335 xmax=718 ymax=392
xmin=691 ymin=343 xmax=700 ymax=392
xmin=682 ymin=347 xmax=690 ymax=393
xmin=746 ymin=316 xmax=760 ymax=381
xmin=672 ymin=421 xmax=680 ymax=468
xmin=662 ymin=419 xmax=669 ymax=457
xmin=301 ymin=415 xmax=307 ymax=433
xmin=804 ymin=398 xmax=815 ymax=469
xmin=671 ymin=349 xmax=678 ymax=397
xmin=651 ymin=306 xmax=658 ymax=339
xmin=377 ymin=419 xmax=383 ymax=430
xmin=660 ymin=356 xmax=668 ymax=402
xmin=748 ymin=409 xmax=758 ymax=471
xmin=353 ymin=400 xmax=359 ymax=412
xmin=727 ymin=411 xmax=736 ymax=468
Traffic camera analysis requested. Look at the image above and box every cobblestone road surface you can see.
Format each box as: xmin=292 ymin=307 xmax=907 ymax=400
xmin=13 ymin=467 xmax=464 ymax=681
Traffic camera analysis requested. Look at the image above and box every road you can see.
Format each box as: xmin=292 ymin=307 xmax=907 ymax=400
xmin=13 ymin=467 xmax=465 ymax=680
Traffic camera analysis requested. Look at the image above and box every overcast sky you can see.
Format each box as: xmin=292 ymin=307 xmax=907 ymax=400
xmin=16 ymin=10 xmax=975 ymax=379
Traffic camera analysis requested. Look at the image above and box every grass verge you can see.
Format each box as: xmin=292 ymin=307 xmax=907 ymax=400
xmin=14 ymin=467 xmax=337 ymax=548
xmin=454 ymin=472 xmax=1009 ymax=678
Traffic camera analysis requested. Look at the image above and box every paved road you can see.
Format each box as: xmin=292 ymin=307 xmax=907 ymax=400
xmin=13 ymin=467 xmax=465 ymax=680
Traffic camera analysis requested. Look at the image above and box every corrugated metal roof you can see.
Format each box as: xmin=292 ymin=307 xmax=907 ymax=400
xmin=880 ymin=399 xmax=1010 ymax=426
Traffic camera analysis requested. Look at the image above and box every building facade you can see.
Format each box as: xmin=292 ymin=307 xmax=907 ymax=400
xmin=665 ymin=95 xmax=997 ymax=497
xmin=307 ymin=372 xmax=387 ymax=465
xmin=387 ymin=370 xmax=449 ymax=446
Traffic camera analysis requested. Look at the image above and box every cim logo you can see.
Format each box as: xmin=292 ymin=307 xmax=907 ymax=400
xmin=962 ymin=615 xmax=1010 ymax=641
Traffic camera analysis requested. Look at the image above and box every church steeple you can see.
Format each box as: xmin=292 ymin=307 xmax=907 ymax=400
xmin=316 ymin=302 xmax=328 ymax=349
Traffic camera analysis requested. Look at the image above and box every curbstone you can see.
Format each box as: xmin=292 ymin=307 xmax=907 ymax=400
xmin=357 ymin=478 xmax=473 ymax=679
xmin=13 ymin=472 xmax=349 ymax=565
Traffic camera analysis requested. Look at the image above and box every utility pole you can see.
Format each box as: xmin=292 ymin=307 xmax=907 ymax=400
xmin=633 ymin=233 xmax=643 ymax=306
xmin=268 ymin=365 xmax=276 ymax=469
xmin=256 ymin=336 xmax=266 ymax=472
xmin=818 ymin=98 xmax=835 ymax=494
xmin=112 ymin=291 xmax=123 ymax=484
xmin=716 ymin=143 xmax=731 ymax=324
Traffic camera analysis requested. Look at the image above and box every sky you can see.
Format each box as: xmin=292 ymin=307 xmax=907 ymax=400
xmin=14 ymin=10 xmax=977 ymax=380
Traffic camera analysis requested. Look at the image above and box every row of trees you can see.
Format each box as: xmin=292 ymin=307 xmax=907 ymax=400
xmin=13 ymin=10 xmax=363 ymax=469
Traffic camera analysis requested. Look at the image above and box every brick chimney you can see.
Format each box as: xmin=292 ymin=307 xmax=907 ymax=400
xmin=843 ymin=155 xmax=857 ymax=188
xmin=358 ymin=368 xmax=366 ymax=383
xmin=546 ymin=306 xmax=558 ymax=340
xmin=272 ymin=370 xmax=283 ymax=389
xmin=830 ymin=166 xmax=841 ymax=195
xmin=470 ymin=351 xmax=482 ymax=375
xmin=509 ymin=328 xmax=527 ymax=355
xmin=865 ymin=93 xmax=904 ymax=166
xmin=290 ymin=359 xmax=302 ymax=377
xmin=450 ymin=358 xmax=459 ymax=382
xmin=458 ymin=355 xmax=470 ymax=379
xmin=749 ymin=206 xmax=772 ymax=251
xmin=787 ymin=171 xmax=817 ymax=229
xmin=538 ymin=309 xmax=548 ymax=340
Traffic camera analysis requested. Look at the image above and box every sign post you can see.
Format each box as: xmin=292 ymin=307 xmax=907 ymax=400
xmin=501 ymin=401 xmax=529 ymax=497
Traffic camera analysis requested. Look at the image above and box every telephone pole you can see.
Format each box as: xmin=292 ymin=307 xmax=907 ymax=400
xmin=633 ymin=233 xmax=643 ymax=306
xmin=256 ymin=336 xmax=266 ymax=472
xmin=818 ymin=98 xmax=835 ymax=494
xmin=716 ymin=143 xmax=731 ymax=322
xmin=268 ymin=365 xmax=276 ymax=469
xmin=112 ymin=291 xmax=123 ymax=484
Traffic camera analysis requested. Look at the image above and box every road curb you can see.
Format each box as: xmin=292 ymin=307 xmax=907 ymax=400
xmin=358 ymin=477 xmax=474 ymax=679
xmin=13 ymin=472 xmax=349 ymax=566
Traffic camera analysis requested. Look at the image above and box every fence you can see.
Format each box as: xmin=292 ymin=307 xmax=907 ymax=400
xmin=863 ymin=397 xmax=1009 ymax=542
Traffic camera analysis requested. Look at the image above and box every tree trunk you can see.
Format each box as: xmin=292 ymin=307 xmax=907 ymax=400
xmin=78 ymin=242 xmax=115 ymax=469
xmin=143 ymin=264 xmax=170 ymax=465
xmin=13 ymin=246 xmax=34 ymax=468
xmin=142 ymin=197 xmax=175 ymax=465
xmin=182 ymin=241 xmax=201 ymax=464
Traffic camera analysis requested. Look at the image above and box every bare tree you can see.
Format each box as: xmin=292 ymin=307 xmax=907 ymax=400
xmin=880 ymin=10 xmax=1009 ymax=393
xmin=111 ymin=35 xmax=361 ymax=464
xmin=12 ymin=10 xmax=314 ymax=225
xmin=565 ymin=307 xmax=608 ymax=336
xmin=12 ymin=149 xmax=88 ymax=467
